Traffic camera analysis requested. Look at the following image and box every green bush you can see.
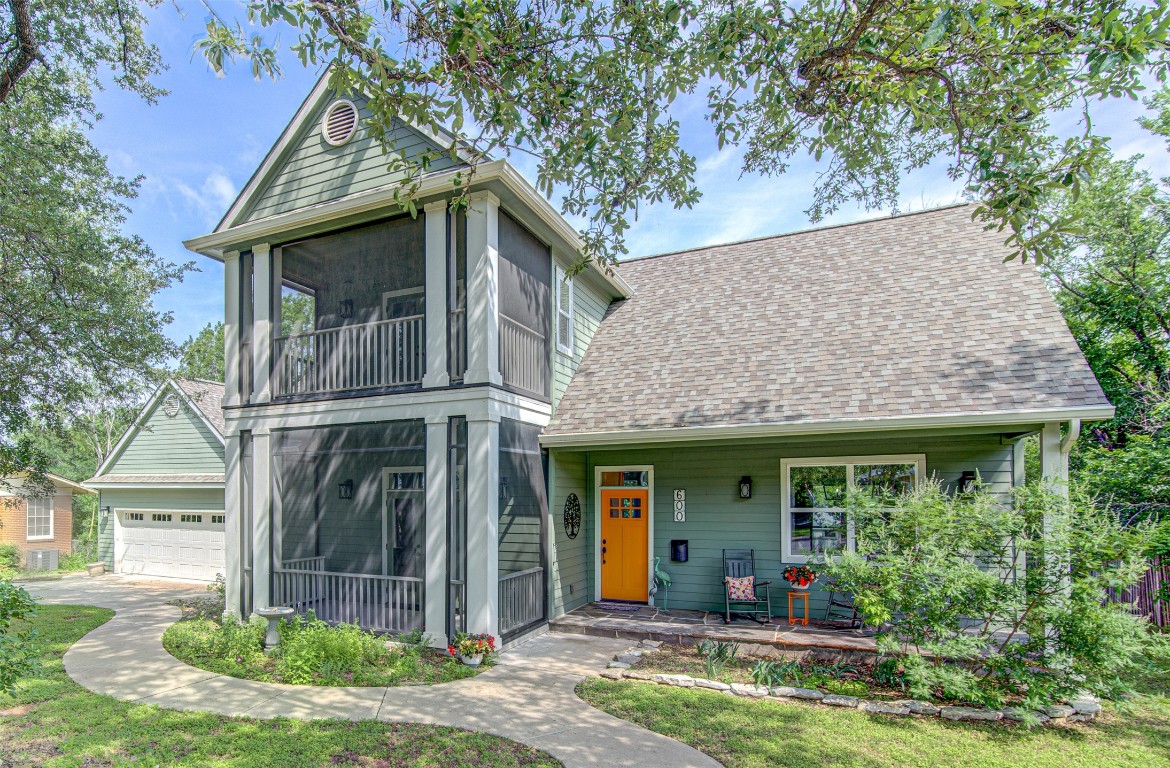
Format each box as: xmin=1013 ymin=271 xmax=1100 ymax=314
xmin=0 ymin=580 xmax=39 ymax=696
xmin=822 ymin=481 xmax=1152 ymax=707
xmin=58 ymin=551 xmax=89 ymax=571
xmin=749 ymin=659 xmax=801 ymax=688
xmin=275 ymin=615 xmax=388 ymax=684
xmin=697 ymin=639 xmax=739 ymax=680
xmin=0 ymin=545 xmax=20 ymax=572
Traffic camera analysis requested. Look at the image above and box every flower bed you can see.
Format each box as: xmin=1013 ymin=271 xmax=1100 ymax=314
xmin=163 ymin=614 xmax=486 ymax=686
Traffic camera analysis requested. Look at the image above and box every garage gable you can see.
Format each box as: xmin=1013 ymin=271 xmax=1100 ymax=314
xmin=102 ymin=381 xmax=225 ymax=477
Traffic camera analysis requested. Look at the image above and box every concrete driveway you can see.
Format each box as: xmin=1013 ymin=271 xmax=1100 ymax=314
xmin=23 ymin=575 xmax=720 ymax=768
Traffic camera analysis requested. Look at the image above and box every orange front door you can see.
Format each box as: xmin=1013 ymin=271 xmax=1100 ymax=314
xmin=600 ymin=488 xmax=649 ymax=602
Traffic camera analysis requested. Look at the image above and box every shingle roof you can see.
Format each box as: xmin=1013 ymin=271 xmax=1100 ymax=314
xmin=545 ymin=205 xmax=1110 ymax=439
xmin=173 ymin=379 xmax=226 ymax=437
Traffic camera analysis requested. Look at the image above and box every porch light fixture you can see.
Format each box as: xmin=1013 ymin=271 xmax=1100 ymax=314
xmin=957 ymin=470 xmax=978 ymax=493
xmin=338 ymin=479 xmax=354 ymax=500
xmin=498 ymin=476 xmax=509 ymax=502
xmin=100 ymin=505 xmax=112 ymax=519
xmin=338 ymin=299 xmax=354 ymax=319
xmin=739 ymin=476 xmax=752 ymax=499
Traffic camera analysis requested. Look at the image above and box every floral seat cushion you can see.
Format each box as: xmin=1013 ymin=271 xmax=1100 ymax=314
xmin=725 ymin=575 xmax=757 ymax=601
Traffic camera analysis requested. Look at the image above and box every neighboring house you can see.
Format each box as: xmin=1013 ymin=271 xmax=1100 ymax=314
xmin=0 ymin=472 xmax=94 ymax=564
xmin=183 ymin=72 xmax=1112 ymax=646
xmin=86 ymin=379 xmax=226 ymax=582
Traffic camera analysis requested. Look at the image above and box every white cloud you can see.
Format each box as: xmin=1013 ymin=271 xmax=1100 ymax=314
xmin=175 ymin=171 xmax=238 ymax=226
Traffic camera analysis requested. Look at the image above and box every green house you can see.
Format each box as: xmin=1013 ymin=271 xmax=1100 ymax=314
xmin=182 ymin=72 xmax=1111 ymax=646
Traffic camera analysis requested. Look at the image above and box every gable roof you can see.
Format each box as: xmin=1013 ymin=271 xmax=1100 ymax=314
xmin=0 ymin=472 xmax=96 ymax=496
xmin=543 ymin=205 xmax=1112 ymax=445
xmin=218 ymin=69 xmax=469 ymax=230
xmin=89 ymin=378 xmax=225 ymax=482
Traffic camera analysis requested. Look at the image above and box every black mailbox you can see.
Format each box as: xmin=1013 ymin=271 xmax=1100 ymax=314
xmin=670 ymin=540 xmax=689 ymax=563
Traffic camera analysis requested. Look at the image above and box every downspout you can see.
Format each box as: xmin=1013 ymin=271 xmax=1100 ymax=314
xmin=1059 ymin=419 xmax=1081 ymax=456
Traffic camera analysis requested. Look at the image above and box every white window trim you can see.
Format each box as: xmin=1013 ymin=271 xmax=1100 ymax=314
xmin=555 ymin=265 xmax=574 ymax=356
xmin=780 ymin=454 xmax=926 ymax=564
xmin=26 ymin=497 xmax=54 ymax=541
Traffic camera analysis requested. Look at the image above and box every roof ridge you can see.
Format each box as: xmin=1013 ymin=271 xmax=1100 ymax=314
xmin=620 ymin=202 xmax=971 ymax=265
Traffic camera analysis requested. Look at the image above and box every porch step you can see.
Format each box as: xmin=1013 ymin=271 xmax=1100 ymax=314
xmin=548 ymin=610 xmax=878 ymax=660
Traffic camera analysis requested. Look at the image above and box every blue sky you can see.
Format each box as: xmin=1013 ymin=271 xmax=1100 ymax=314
xmin=88 ymin=3 xmax=1170 ymax=348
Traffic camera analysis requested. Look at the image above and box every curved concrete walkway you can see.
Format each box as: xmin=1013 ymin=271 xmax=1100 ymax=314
xmin=26 ymin=577 xmax=719 ymax=768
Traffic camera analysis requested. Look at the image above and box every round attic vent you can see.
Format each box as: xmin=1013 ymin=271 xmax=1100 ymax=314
xmin=162 ymin=393 xmax=180 ymax=417
xmin=322 ymin=99 xmax=359 ymax=146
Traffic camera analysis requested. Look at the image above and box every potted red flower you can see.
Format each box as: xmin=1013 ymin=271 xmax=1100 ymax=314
xmin=449 ymin=632 xmax=496 ymax=667
xmin=783 ymin=564 xmax=817 ymax=591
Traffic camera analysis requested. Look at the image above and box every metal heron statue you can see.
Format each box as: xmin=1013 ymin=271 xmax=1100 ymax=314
xmin=653 ymin=556 xmax=672 ymax=611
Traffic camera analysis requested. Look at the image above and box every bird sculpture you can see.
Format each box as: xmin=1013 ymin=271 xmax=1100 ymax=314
xmin=653 ymin=556 xmax=672 ymax=611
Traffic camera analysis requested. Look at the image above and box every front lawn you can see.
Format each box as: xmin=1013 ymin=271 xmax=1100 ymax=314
xmin=0 ymin=605 xmax=559 ymax=767
xmin=577 ymin=654 xmax=1170 ymax=768
xmin=163 ymin=617 xmax=480 ymax=686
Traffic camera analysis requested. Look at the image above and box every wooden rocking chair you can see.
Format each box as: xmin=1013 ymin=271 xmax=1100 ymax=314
xmin=723 ymin=549 xmax=772 ymax=624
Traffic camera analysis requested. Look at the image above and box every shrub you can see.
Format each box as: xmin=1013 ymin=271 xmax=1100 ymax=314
xmin=750 ymin=659 xmax=801 ymax=688
xmin=697 ymin=639 xmax=739 ymax=679
xmin=0 ymin=580 xmax=39 ymax=696
xmin=822 ymin=481 xmax=1151 ymax=707
xmin=58 ymin=551 xmax=89 ymax=571
xmin=276 ymin=615 xmax=387 ymax=684
xmin=821 ymin=678 xmax=869 ymax=697
xmin=0 ymin=544 xmax=20 ymax=572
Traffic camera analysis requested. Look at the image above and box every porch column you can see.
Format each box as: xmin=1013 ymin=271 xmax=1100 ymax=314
xmin=223 ymin=432 xmax=242 ymax=618
xmin=251 ymin=428 xmax=273 ymax=612
xmin=223 ymin=250 xmax=241 ymax=408
xmin=251 ymin=243 xmax=273 ymax=403
xmin=1039 ymin=421 xmax=1072 ymax=494
xmin=424 ymin=415 xmax=449 ymax=646
xmin=423 ymin=200 xmax=451 ymax=388
xmin=464 ymin=192 xmax=502 ymax=386
xmin=465 ymin=414 xmax=500 ymax=637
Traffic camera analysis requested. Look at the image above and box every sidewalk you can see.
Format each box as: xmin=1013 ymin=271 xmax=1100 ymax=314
xmin=26 ymin=578 xmax=719 ymax=768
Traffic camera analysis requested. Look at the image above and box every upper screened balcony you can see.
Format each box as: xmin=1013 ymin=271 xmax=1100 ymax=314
xmin=232 ymin=201 xmax=553 ymax=405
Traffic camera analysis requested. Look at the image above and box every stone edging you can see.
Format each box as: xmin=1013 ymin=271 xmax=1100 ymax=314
xmin=598 ymin=641 xmax=1102 ymax=726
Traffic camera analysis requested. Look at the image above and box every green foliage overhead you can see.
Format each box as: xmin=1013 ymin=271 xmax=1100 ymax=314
xmin=821 ymin=481 xmax=1151 ymax=708
xmin=1 ymin=1 xmax=188 ymax=489
xmin=201 ymin=1 xmax=1169 ymax=265
xmin=177 ymin=323 xmax=226 ymax=383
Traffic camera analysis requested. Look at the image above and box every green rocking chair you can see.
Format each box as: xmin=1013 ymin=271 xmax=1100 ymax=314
xmin=722 ymin=549 xmax=772 ymax=624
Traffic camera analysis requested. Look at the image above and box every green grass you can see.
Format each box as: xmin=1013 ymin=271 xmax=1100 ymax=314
xmin=0 ymin=605 xmax=559 ymax=767
xmin=163 ymin=618 xmax=481 ymax=686
xmin=578 ymin=664 xmax=1170 ymax=768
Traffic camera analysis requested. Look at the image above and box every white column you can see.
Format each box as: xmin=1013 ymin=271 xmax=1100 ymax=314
xmin=1039 ymin=421 xmax=1065 ymax=494
xmin=223 ymin=250 xmax=241 ymax=408
xmin=423 ymin=200 xmax=451 ymax=388
xmin=223 ymin=433 xmax=242 ymax=618
xmin=464 ymin=192 xmax=502 ymax=386
xmin=465 ymin=415 xmax=500 ymax=637
xmin=424 ymin=415 xmax=449 ymax=646
xmin=251 ymin=429 xmax=273 ymax=612
xmin=251 ymin=243 xmax=273 ymax=403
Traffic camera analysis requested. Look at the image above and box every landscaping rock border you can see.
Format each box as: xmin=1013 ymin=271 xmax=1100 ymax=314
xmin=596 ymin=644 xmax=1101 ymax=728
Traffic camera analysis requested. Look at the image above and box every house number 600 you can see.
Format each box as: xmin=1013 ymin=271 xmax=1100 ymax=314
xmin=673 ymin=489 xmax=685 ymax=523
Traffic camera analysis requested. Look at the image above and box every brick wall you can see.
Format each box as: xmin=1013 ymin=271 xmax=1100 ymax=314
xmin=0 ymin=494 xmax=74 ymax=559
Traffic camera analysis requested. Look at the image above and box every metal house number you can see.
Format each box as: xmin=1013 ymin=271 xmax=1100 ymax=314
xmin=673 ymin=490 xmax=686 ymax=522
xmin=563 ymin=493 xmax=581 ymax=539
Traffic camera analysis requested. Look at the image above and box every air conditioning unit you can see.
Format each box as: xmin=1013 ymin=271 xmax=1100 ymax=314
xmin=25 ymin=549 xmax=58 ymax=571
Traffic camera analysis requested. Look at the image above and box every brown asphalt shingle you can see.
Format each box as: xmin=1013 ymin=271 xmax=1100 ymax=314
xmin=545 ymin=205 xmax=1109 ymax=438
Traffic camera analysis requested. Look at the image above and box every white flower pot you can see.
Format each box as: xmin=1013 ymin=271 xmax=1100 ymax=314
xmin=789 ymin=583 xmax=811 ymax=591
xmin=460 ymin=654 xmax=483 ymax=667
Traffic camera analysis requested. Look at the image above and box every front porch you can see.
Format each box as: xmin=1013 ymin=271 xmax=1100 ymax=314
xmin=550 ymin=603 xmax=878 ymax=660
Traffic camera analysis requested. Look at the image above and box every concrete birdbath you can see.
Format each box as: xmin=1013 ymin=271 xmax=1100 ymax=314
xmin=254 ymin=606 xmax=296 ymax=652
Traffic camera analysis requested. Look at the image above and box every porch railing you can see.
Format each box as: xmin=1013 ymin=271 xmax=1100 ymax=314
xmin=499 ymin=314 xmax=546 ymax=397
xmin=449 ymin=307 xmax=467 ymax=381
xmin=498 ymin=566 xmax=545 ymax=637
xmin=272 ymin=567 xmax=423 ymax=634
xmin=282 ymin=555 xmax=326 ymax=572
xmin=272 ymin=315 xmax=424 ymax=397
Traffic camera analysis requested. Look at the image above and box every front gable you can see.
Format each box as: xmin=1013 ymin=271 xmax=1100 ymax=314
xmin=223 ymin=74 xmax=464 ymax=228
xmin=104 ymin=384 xmax=225 ymax=476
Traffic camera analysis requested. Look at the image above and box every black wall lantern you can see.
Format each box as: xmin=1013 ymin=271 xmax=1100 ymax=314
xmin=338 ymin=299 xmax=354 ymax=319
xmin=338 ymin=479 xmax=354 ymax=500
xmin=957 ymin=470 xmax=978 ymax=493
xmin=498 ymin=476 xmax=509 ymax=502
xmin=738 ymin=476 xmax=752 ymax=499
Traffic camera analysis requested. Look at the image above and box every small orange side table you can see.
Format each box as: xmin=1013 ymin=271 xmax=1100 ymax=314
xmin=787 ymin=590 xmax=810 ymax=626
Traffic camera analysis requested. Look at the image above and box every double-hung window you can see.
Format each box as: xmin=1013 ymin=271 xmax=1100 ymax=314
xmin=781 ymin=455 xmax=925 ymax=563
xmin=554 ymin=265 xmax=574 ymax=355
xmin=26 ymin=497 xmax=53 ymax=541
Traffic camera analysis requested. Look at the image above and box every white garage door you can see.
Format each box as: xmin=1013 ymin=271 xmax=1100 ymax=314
xmin=116 ymin=511 xmax=226 ymax=582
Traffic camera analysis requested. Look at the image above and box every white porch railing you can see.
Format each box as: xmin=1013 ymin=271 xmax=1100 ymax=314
xmin=272 ymin=315 xmax=424 ymax=397
xmin=449 ymin=307 xmax=467 ymax=381
xmin=282 ymin=556 xmax=326 ymax=571
xmin=499 ymin=314 xmax=546 ymax=397
xmin=272 ymin=567 xmax=423 ymax=634
xmin=499 ymin=566 xmax=545 ymax=637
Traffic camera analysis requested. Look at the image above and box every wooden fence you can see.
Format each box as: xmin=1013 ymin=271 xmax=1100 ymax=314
xmin=1107 ymin=555 xmax=1170 ymax=629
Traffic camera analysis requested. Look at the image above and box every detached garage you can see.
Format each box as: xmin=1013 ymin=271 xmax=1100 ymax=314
xmin=87 ymin=379 xmax=226 ymax=583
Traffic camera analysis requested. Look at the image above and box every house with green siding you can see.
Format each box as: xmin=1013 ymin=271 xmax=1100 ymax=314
xmin=86 ymin=379 xmax=226 ymax=582
xmin=181 ymin=71 xmax=1112 ymax=648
